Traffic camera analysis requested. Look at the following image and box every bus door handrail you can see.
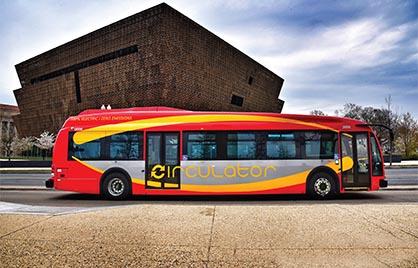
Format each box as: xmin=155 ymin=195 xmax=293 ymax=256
xmin=356 ymin=124 xmax=394 ymax=141
xmin=356 ymin=123 xmax=394 ymax=166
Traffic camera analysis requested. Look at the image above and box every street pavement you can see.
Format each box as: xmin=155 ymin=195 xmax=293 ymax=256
xmin=1 ymin=168 xmax=417 ymax=187
xmin=1 ymin=169 xmax=417 ymax=266
xmin=0 ymin=193 xmax=417 ymax=267
xmin=385 ymin=168 xmax=418 ymax=185
xmin=0 ymin=189 xmax=417 ymax=215
xmin=0 ymin=173 xmax=49 ymax=187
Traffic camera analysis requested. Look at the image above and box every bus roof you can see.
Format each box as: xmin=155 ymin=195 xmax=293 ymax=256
xmin=64 ymin=106 xmax=370 ymax=133
xmin=78 ymin=106 xmax=188 ymax=115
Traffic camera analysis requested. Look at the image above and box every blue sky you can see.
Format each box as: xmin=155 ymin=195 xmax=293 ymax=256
xmin=0 ymin=0 xmax=417 ymax=116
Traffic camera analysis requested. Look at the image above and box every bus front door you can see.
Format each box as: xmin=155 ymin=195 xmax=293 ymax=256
xmin=146 ymin=132 xmax=180 ymax=189
xmin=341 ymin=132 xmax=371 ymax=188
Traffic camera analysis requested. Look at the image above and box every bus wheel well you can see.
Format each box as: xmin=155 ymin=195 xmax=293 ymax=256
xmin=100 ymin=168 xmax=132 ymax=193
xmin=306 ymin=166 xmax=340 ymax=193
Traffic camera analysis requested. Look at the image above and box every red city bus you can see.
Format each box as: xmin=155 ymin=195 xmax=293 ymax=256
xmin=46 ymin=106 xmax=388 ymax=199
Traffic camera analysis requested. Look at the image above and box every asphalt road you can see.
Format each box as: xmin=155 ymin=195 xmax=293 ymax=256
xmin=0 ymin=168 xmax=416 ymax=214
xmin=1 ymin=189 xmax=417 ymax=208
xmin=0 ymin=173 xmax=50 ymax=187
xmin=385 ymin=168 xmax=418 ymax=185
xmin=1 ymin=168 xmax=417 ymax=187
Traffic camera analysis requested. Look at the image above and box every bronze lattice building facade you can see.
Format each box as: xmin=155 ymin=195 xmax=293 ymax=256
xmin=13 ymin=3 xmax=285 ymax=137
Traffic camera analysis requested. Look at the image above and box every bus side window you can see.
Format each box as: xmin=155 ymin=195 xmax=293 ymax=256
xmin=184 ymin=133 xmax=218 ymax=160
xmin=301 ymin=131 xmax=337 ymax=159
xmin=266 ymin=133 xmax=296 ymax=159
xmin=69 ymin=132 xmax=103 ymax=160
xmin=109 ymin=132 xmax=143 ymax=160
xmin=227 ymin=133 xmax=256 ymax=160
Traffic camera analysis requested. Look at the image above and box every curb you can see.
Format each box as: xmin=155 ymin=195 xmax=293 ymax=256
xmin=381 ymin=186 xmax=418 ymax=191
xmin=384 ymin=166 xmax=418 ymax=169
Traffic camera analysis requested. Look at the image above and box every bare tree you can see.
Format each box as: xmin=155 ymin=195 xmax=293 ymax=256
xmin=1 ymin=123 xmax=17 ymax=160
xmin=384 ymin=95 xmax=399 ymax=165
xmin=1 ymin=133 xmax=14 ymax=160
xmin=337 ymin=100 xmax=400 ymax=155
xmin=337 ymin=103 xmax=363 ymax=120
xmin=10 ymin=137 xmax=23 ymax=157
xmin=310 ymin=110 xmax=326 ymax=116
xmin=396 ymin=113 xmax=418 ymax=157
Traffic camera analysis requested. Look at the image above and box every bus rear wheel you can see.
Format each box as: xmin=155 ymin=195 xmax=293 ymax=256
xmin=307 ymin=172 xmax=337 ymax=199
xmin=101 ymin=172 xmax=131 ymax=200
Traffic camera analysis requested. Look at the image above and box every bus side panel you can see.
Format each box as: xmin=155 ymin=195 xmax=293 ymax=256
xmin=371 ymin=175 xmax=385 ymax=191
xmin=52 ymin=128 xmax=100 ymax=194
xmin=132 ymin=183 xmax=146 ymax=195
xmin=179 ymin=159 xmax=324 ymax=194
xmin=142 ymin=182 xmax=306 ymax=196
xmin=370 ymin=132 xmax=386 ymax=191
xmin=338 ymin=172 xmax=345 ymax=193
xmin=54 ymin=161 xmax=100 ymax=194
xmin=78 ymin=160 xmax=147 ymax=196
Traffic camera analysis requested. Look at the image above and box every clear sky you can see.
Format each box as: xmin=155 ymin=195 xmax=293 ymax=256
xmin=0 ymin=0 xmax=417 ymax=116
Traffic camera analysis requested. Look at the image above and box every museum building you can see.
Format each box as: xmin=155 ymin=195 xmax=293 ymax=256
xmin=13 ymin=3 xmax=285 ymax=136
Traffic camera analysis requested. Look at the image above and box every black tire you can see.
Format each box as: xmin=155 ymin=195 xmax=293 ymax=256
xmin=101 ymin=172 xmax=131 ymax=200
xmin=307 ymin=172 xmax=338 ymax=199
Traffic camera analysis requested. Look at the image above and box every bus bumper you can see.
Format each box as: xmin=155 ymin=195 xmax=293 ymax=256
xmin=379 ymin=179 xmax=388 ymax=188
xmin=45 ymin=178 xmax=54 ymax=188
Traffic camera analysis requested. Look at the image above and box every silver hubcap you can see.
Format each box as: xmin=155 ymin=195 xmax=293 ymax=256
xmin=314 ymin=178 xmax=331 ymax=196
xmin=108 ymin=177 xmax=125 ymax=196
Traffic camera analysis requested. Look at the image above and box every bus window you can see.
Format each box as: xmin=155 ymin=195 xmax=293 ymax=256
xmin=356 ymin=134 xmax=369 ymax=174
xmin=302 ymin=132 xmax=337 ymax=159
xmin=341 ymin=134 xmax=354 ymax=184
xmin=185 ymin=133 xmax=217 ymax=160
xmin=370 ymin=136 xmax=383 ymax=176
xmin=266 ymin=133 xmax=296 ymax=159
xmin=69 ymin=132 xmax=103 ymax=160
xmin=165 ymin=133 xmax=179 ymax=165
xmin=227 ymin=133 xmax=256 ymax=160
xmin=147 ymin=134 xmax=161 ymax=165
xmin=342 ymin=135 xmax=353 ymax=157
xmin=109 ymin=132 xmax=143 ymax=160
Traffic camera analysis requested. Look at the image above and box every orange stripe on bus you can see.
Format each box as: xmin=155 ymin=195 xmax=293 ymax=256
xmin=72 ymin=156 xmax=353 ymax=193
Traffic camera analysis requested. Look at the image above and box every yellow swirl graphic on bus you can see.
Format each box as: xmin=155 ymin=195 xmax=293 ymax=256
xmin=73 ymin=114 xmax=338 ymax=144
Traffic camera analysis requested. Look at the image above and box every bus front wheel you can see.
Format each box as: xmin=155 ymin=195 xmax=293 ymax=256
xmin=307 ymin=172 xmax=337 ymax=199
xmin=101 ymin=172 xmax=131 ymax=200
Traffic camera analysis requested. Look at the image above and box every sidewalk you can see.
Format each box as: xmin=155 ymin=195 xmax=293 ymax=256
xmin=1 ymin=202 xmax=417 ymax=267
xmin=385 ymin=160 xmax=418 ymax=168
